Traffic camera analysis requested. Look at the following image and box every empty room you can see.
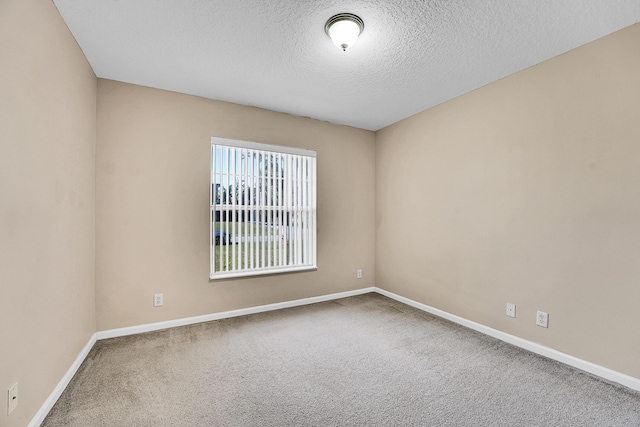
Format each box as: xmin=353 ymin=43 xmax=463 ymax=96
xmin=1 ymin=0 xmax=640 ymax=426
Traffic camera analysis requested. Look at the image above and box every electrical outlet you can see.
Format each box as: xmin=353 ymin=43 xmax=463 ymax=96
xmin=356 ymin=269 xmax=363 ymax=279
xmin=536 ymin=310 xmax=549 ymax=328
xmin=153 ymin=293 xmax=163 ymax=307
xmin=506 ymin=303 xmax=516 ymax=318
xmin=7 ymin=383 xmax=18 ymax=415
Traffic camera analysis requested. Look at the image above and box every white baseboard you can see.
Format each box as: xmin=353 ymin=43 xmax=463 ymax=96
xmin=31 ymin=285 xmax=640 ymax=426
xmin=32 ymin=288 xmax=374 ymax=425
xmin=374 ymin=287 xmax=640 ymax=392
xmin=96 ymin=287 xmax=377 ymax=340
xmin=29 ymin=333 xmax=97 ymax=427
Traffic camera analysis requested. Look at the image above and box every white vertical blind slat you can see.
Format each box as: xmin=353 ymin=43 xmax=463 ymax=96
xmin=296 ymin=157 xmax=302 ymax=264
xmin=218 ymin=148 xmax=223 ymax=273
xmin=243 ymin=149 xmax=248 ymax=270
xmin=260 ymin=151 xmax=266 ymax=269
xmin=231 ymin=148 xmax=236 ymax=272
xmin=266 ymin=152 xmax=272 ymax=268
xmin=214 ymin=145 xmax=218 ymax=275
xmin=225 ymin=147 xmax=230 ymax=271
xmin=310 ymin=157 xmax=317 ymax=267
xmin=278 ymin=154 xmax=284 ymax=267
xmin=302 ymin=156 xmax=308 ymax=264
xmin=249 ymin=150 xmax=255 ymax=270
xmin=286 ymin=154 xmax=292 ymax=266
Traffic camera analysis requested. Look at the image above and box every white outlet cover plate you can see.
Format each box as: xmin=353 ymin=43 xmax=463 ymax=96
xmin=154 ymin=294 xmax=163 ymax=307
xmin=506 ymin=303 xmax=516 ymax=318
xmin=536 ymin=310 xmax=549 ymax=328
xmin=8 ymin=382 xmax=18 ymax=415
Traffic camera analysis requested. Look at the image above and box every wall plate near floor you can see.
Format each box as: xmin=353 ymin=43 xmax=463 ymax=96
xmin=7 ymin=382 xmax=18 ymax=415
xmin=536 ymin=311 xmax=549 ymax=328
xmin=506 ymin=303 xmax=516 ymax=318
xmin=154 ymin=293 xmax=163 ymax=307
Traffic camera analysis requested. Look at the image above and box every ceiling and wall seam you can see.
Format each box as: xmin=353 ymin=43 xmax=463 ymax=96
xmin=52 ymin=1 xmax=640 ymax=131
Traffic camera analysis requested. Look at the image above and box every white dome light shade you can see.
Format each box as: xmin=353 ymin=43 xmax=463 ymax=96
xmin=328 ymin=20 xmax=360 ymax=50
xmin=325 ymin=13 xmax=364 ymax=51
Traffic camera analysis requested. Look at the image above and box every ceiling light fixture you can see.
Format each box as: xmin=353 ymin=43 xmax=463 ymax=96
xmin=324 ymin=13 xmax=364 ymax=51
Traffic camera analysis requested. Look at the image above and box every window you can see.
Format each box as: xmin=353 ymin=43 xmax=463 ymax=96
xmin=210 ymin=137 xmax=317 ymax=279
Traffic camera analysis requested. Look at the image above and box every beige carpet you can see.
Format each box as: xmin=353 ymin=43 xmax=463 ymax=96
xmin=43 ymin=293 xmax=640 ymax=426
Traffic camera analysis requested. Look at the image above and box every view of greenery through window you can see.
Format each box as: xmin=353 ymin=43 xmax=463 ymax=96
xmin=212 ymin=220 xmax=287 ymax=271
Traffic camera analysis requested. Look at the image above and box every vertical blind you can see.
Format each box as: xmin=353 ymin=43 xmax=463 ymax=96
xmin=210 ymin=138 xmax=317 ymax=279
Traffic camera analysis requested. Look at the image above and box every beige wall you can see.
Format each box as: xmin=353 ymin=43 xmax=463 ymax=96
xmin=96 ymin=80 xmax=376 ymax=331
xmin=0 ymin=0 xmax=97 ymax=425
xmin=376 ymin=23 xmax=640 ymax=378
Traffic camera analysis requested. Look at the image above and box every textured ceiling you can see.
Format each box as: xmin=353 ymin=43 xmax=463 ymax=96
xmin=53 ymin=0 xmax=640 ymax=131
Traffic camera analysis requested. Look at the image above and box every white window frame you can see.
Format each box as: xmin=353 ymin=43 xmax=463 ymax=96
xmin=210 ymin=137 xmax=317 ymax=280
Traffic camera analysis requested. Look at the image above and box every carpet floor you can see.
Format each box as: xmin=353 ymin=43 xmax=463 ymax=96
xmin=42 ymin=293 xmax=640 ymax=426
